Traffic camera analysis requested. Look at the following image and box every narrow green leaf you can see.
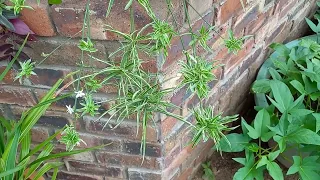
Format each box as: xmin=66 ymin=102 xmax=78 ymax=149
xmin=125 ymin=0 xmax=134 ymax=10
xmin=0 ymin=34 xmax=28 ymax=81
xmin=0 ymin=14 xmax=15 ymax=31
xmin=48 ymin=0 xmax=62 ymax=4
xmin=106 ymin=0 xmax=114 ymax=17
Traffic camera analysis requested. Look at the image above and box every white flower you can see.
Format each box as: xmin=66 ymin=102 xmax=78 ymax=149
xmin=75 ymin=90 xmax=85 ymax=98
xmin=66 ymin=105 xmax=74 ymax=114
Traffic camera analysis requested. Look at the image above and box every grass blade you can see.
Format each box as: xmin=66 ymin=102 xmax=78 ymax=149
xmin=0 ymin=34 xmax=28 ymax=81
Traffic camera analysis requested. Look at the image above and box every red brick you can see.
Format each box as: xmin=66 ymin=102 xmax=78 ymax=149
xmin=0 ymin=85 xmax=36 ymax=106
xmin=84 ymin=117 xmax=158 ymax=143
xmin=218 ymin=0 xmax=247 ymax=24
xmin=234 ymin=5 xmax=259 ymax=35
xmin=51 ymin=1 xmax=151 ymax=40
xmin=225 ymin=38 xmax=255 ymax=74
xmin=31 ymin=126 xmax=49 ymax=143
xmin=67 ymin=160 xmax=124 ymax=178
xmin=49 ymin=171 xmax=103 ymax=180
xmin=24 ymin=38 xmax=107 ymax=67
xmin=20 ymin=2 xmax=56 ymax=36
xmin=78 ymin=133 xmax=121 ymax=152
xmin=95 ymin=151 xmax=162 ymax=170
xmin=123 ymin=141 xmax=161 ymax=157
xmin=128 ymin=168 xmax=161 ymax=180
xmin=161 ymin=116 xmax=179 ymax=138
xmin=29 ymin=67 xmax=72 ymax=88
xmin=0 ymin=66 xmax=18 ymax=85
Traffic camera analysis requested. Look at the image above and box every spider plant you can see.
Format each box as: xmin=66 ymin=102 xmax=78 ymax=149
xmin=191 ymin=106 xmax=239 ymax=152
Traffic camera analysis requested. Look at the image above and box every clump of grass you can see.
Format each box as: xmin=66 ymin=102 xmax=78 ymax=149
xmin=224 ymin=30 xmax=251 ymax=54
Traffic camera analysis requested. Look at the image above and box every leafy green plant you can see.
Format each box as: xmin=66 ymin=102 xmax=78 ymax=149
xmin=0 ymin=76 xmax=105 ymax=180
xmin=14 ymin=59 xmax=36 ymax=84
xmin=180 ymin=53 xmax=218 ymax=99
xmin=191 ymin=106 xmax=238 ymax=151
xmin=202 ymin=161 xmax=215 ymax=180
xmin=217 ymin=17 xmax=320 ymax=180
xmin=224 ymin=29 xmax=251 ymax=54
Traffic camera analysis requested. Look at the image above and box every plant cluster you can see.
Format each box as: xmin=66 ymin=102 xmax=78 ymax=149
xmin=0 ymin=0 xmax=250 ymax=178
xmin=216 ymin=13 xmax=320 ymax=180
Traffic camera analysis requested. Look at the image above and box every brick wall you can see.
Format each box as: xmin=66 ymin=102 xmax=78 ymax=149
xmin=0 ymin=0 xmax=317 ymax=179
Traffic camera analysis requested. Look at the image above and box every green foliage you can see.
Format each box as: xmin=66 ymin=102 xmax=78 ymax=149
xmin=14 ymin=59 xmax=36 ymax=84
xmin=78 ymin=38 xmax=98 ymax=53
xmin=202 ymin=161 xmax=215 ymax=180
xmin=224 ymin=29 xmax=251 ymax=54
xmin=180 ymin=54 xmax=218 ymax=99
xmin=191 ymin=106 xmax=238 ymax=150
xmin=60 ymin=125 xmax=86 ymax=152
xmin=0 ymin=77 xmax=104 ymax=180
xmin=79 ymin=94 xmax=100 ymax=117
xmin=218 ymin=16 xmax=320 ymax=179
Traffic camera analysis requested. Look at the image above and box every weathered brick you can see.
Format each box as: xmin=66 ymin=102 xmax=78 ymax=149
xmin=67 ymin=161 xmax=124 ymax=178
xmin=218 ymin=0 xmax=247 ymax=24
xmin=123 ymin=141 xmax=161 ymax=157
xmin=24 ymin=38 xmax=107 ymax=67
xmin=84 ymin=117 xmax=158 ymax=142
xmin=0 ymin=65 xmax=18 ymax=85
xmin=128 ymin=168 xmax=161 ymax=180
xmin=50 ymin=171 xmax=103 ymax=180
xmin=20 ymin=2 xmax=56 ymax=36
xmin=29 ymin=67 xmax=71 ymax=88
xmin=31 ymin=126 xmax=50 ymax=143
xmin=78 ymin=133 xmax=121 ymax=152
xmin=51 ymin=1 xmax=152 ymax=40
xmin=0 ymin=86 xmax=36 ymax=106
xmin=188 ymin=0 xmax=212 ymax=21
xmin=95 ymin=151 xmax=162 ymax=170
xmin=37 ymin=115 xmax=71 ymax=128
xmin=234 ymin=5 xmax=259 ymax=35
xmin=225 ymin=38 xmax=255 ymax=74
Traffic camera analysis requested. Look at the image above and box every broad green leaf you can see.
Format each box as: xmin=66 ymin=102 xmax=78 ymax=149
xmin=267 ymin=161 xmax=283 ymax=180
xmin=270 ymin=80 xmax=294 ymax=112
xmin=268 ymin=150 xmax=280 ymax=161
xmin=233 ymin=158 xmax=246 ymax=165
xmin=269 ymin=68 xmax=282 ymax=81
xmin=216 ymin=133 xmax=250 ymax=152
xmin=286 ymin=128 xmax=320 ymax=145
xmin=252 ymin=79 xmax=271 ymax=93
xmin=306 ymin=18 xmax=319 ymax=33
xmin=256 ymin=156 xmax=268 ymax=168
xmin=312 ymin=113 xmax=320 ymax=133
xmin=242 ymin=119 xmax=259 ymax=139
xmin=287 ymin=156 xmax=320 ymax=180
xmin=290 ymin=80 xmax=307 ymax=95
xmin=270 ymin=43 xmax=290 ymax=57
xmin=310 ymin=92 xmax=320 ymax=101
xmin=274 ymin=135 xmax=286 ymax=152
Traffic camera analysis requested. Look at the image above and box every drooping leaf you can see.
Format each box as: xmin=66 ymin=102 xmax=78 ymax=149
xmin=216 ymin=133 xmax=250 ymax=152
xmin=10 ymin=19 xmax=34 ymax=35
